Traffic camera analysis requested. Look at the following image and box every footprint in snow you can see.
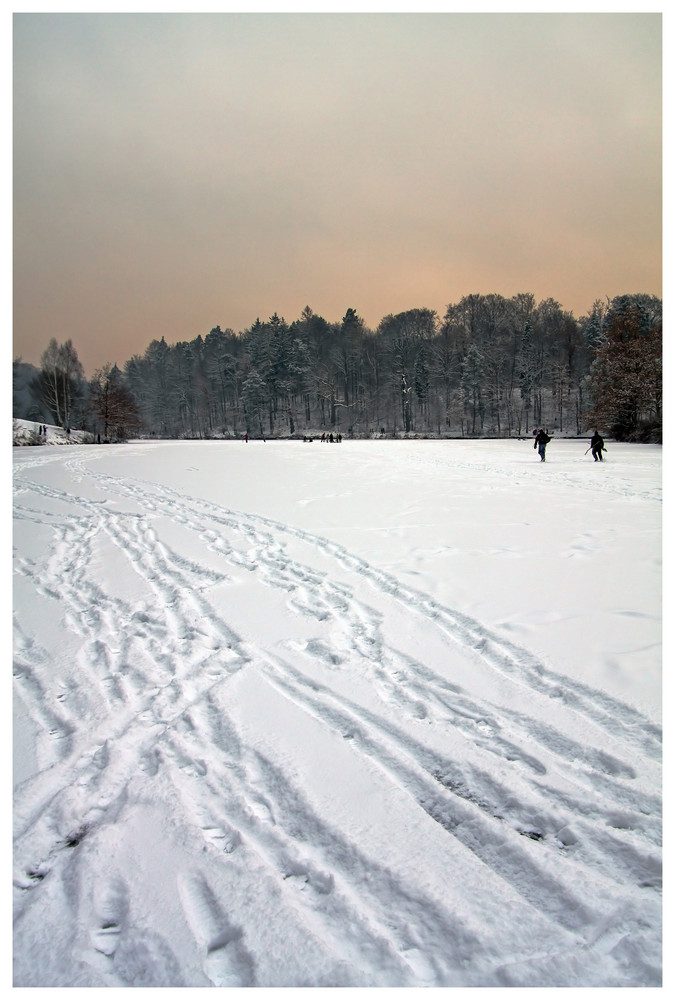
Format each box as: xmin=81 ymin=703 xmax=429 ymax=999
xmin=177 ymin=873 xmax=255 ymax=987
xmin=90 ymin=875 xmax=128 ymax=957
xmin=113 ymin=930 xmax=185 ymax=986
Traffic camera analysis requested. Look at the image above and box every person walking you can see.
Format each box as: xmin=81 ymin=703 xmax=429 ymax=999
xmin=533 ymin=427 xmax=551 ymax=462
xmin=590 ymin=430 xmax=605 ymax=461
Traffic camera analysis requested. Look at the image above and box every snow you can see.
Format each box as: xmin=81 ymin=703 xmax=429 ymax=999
xmin=12 ymin=431 xmax=662 ymax=987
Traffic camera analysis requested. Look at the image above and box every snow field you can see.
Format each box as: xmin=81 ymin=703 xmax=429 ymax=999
xmin=12 ymin=438 xmax=662 ymax=986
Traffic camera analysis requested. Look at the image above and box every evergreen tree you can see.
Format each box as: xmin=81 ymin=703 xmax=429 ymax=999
xmin=203 ymin=327 xmax=242 ymax=434
xmin=241 ymin=368 xmax=268 ymax=437
xmin=142 ymin=337 xmax=175 ymax=436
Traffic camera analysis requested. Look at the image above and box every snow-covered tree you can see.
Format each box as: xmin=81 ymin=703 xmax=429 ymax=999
xmin=241 ymin=368 xmax=268 ymax=437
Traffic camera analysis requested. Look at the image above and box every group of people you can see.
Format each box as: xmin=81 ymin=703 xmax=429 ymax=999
xmin=532 ymin=428 xmax=606 ymax=462
xmin=242 ymin=432 xmax=343 ymax=443
xmin=35 ymin=424 xmax=73 ymax=439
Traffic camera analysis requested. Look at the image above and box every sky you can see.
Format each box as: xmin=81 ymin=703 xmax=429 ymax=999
xmin=12 ymin=10 xmax=662 ymax=376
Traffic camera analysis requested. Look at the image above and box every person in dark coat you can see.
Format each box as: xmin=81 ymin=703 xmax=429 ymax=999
xmin=534 ymin=428 xmax=551 ymax=461
xmin=590 ymin=430 xmax=605 ymax=461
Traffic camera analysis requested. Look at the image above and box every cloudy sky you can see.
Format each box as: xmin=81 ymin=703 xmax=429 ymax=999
xmin=13 ymin=11 xmax=661 ymax=375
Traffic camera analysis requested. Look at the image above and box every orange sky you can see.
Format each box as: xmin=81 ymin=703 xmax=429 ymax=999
xmin=13 ymin=12 xmax=662 ymax=376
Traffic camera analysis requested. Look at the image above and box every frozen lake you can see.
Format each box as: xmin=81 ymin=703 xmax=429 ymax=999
xmin=13 ymin=438 xmax=662 ymax=987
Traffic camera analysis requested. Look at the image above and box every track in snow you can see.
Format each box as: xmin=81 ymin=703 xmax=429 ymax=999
xmin=13 ymin=448 xmax=662 ymax=987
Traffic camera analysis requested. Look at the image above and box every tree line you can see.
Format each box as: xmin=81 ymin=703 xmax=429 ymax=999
xmin=14 ymin=292 xmax=662 ymax=443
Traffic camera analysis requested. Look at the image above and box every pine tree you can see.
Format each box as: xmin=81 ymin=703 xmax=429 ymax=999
xmin=241 ymin=369 xmax=268 ymax=437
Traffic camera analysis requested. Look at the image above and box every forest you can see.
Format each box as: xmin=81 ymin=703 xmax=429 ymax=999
xmin=13 ymin=292 xmax=662 ymax=444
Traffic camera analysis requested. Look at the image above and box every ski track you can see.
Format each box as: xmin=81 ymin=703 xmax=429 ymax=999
xmin=13 ymin=450 xmax=662 ymax=987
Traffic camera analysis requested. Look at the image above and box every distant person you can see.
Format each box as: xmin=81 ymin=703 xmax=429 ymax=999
xmin=533 ymin=427 xmax=551 ymax=462
xmin=244 ymin=432 xmax=248 ymax=443
xmin=590 ymin=430 xmax=605 ymax=461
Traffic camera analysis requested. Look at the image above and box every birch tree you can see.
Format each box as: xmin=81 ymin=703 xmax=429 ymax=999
xmin=39 ymin=338 xmax=84 ymax=428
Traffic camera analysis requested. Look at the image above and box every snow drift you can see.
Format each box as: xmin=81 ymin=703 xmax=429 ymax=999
xmin=13 ymin=435 xmax=662 ymax=986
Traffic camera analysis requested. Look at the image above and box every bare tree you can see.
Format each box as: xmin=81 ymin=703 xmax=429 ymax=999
xmin=89 ymin=363 xmax=141 ymax=441
xmin=584 ymin=295 xmax=662 ymax=441
xmin=40 ymin=338 xmax=84 ymax=428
